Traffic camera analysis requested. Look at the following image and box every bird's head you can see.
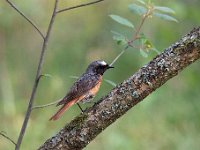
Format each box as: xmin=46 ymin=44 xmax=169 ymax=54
xmin=86 ymin=60 xmax=114 ymax=75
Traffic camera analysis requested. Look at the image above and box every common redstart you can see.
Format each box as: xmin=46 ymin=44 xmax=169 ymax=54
xmin=49 ymin=60 xmax=114 ymax=121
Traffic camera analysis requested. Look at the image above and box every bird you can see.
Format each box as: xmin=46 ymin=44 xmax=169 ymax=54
xmin=49 ymin=60 xmax=114 ymax=121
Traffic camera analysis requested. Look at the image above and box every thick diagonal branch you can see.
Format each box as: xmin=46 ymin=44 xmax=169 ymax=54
xmin=38 ymin=27 xmax=200 ymax=150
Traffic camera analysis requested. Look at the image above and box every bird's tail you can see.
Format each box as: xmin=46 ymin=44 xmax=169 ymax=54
xmin=49 ymin=100 xmax=77 ymax=121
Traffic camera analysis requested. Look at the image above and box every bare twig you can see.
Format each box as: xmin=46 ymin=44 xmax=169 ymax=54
xmin=0 ymin=131 xmax=16 ymax=146
xmin=15 ymin=1 xmax=59 ymax=150
xmin=5 ymin=0 xmax=45 ymax=39
xmin=32 ymin=99 xmax=61 ymax=110
xmin=56 ymin=0 xmax=104 ymax=13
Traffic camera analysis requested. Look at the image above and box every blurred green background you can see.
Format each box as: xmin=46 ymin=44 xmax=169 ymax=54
xmin=0 ymin=0 xmax=200 ymax=149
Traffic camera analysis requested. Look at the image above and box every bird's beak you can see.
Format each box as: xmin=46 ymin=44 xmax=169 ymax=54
xmin=107 ymin=65 xmax=114 ymax=69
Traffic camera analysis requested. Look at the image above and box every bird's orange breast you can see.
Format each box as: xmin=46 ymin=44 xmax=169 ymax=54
xmin=89 ymin=76 xmax=102 ymax=96
xmin=77 ymin=76 xmax=102 ymax=104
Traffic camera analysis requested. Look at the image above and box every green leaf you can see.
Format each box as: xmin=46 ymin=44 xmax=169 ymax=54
xmin=104 ymin=79 xmax=117 ymax=87
xmin=128 ymin=4 xmax=147 ymax=15
xmin=138 ymin=32 xmax=146 ymax=39
xmin=144 ymin=39 xmax=153 ymax=49
xmin=154 ymin=6 xmax=175 ymax=14
xmin=138 ymin=34 xmax=158 ymax=54
xmin=140 ymin=48 xmax=148 ymax=58
xmin=151 ymin=48 xmax=160 ymax=54
xmin=138 ymin=33 xmax=147 ymax=44
xmin=153 ymin=12 xmax=178 ymax=22
xmin=111 ymin=30 xmax=127 ymax=45
xmin=41 ymin=74 xmax=53 ymax=78
xmin=136 ymin=0 xmax=146 ymax=5
xmin=69 ymin=75 xmax=78 ymax=79
xmin=109 ymin=14 xmax=134 ymax=28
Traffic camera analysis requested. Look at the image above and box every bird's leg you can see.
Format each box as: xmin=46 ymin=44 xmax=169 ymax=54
xmin=77 ymin=103 xmax=84 ymax=113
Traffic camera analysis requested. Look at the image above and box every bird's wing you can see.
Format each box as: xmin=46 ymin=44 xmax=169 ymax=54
xmin=56 ymin=73 xmax=100 ymax=106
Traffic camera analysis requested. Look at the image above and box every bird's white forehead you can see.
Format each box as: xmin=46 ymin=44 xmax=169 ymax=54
xmin=99 ymin=60 xmax=107 ymax=65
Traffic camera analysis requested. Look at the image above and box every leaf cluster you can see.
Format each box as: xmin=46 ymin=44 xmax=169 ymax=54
xmin=109 ymin=0 xmax=178 ymax=57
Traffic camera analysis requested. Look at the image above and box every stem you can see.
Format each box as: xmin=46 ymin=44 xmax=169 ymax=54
xmin=56 ymin=0 xmax=104 ymax=13
xmin=110 ymin=13 xmax=149 ymax=66
xmin=32 ymin=99 xmax=61 ymax=110
xmin=0 ymin=131 xmax=16 ymax=146
xmin=110 ymin=46 xmax=129 ymax=66
xmin=15 ymin=1 xmax=59 ymax=150
xmin=5 ymin=0 xmax=45 ymax=39
xmin=132 ymin=15 xmax=147 ymax=41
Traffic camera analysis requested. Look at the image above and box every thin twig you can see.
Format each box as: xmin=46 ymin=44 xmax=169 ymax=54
xmin=110 ymin=46 xmax=129 ymax=66
xmin=110 ymin=11 xmax=149 ymax=66
xmin=5 ymin=0 xmax=45 ymax=39
xmin=132 ymin=16 xmax=147 ymax=41
xmin=32 ymin=99 xmax=61 ymax=110
xmin=15 ymin=1 xmax=59 ymax=150
xmin=0 ymin=131 xmax=16 ymax=146
xmin=56 ymin=0 xmax=104 ymax=13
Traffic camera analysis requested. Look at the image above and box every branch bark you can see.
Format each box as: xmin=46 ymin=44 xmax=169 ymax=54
xmin=38 ymin=27 xmax=200 ymax=150
xmin=56 ymin=0 xmax=104 ymax=14
xmin=0 ymin=131 xmax=16 ymax=146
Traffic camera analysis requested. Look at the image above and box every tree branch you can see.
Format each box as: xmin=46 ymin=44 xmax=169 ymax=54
xmin=38 ymin=27 xmax=200 ymax=150
xmin=0 ymin=131 xmax=16 ymax=146
xmin=56 ymin=0 xmax=104 ymax=14
xmin=15 ymin=1 xmax=59 ymax=150
xmin=32 ymin=99 xmax=61 ymax=110
xmin=5 ymin=0 xmax=45 ymax=39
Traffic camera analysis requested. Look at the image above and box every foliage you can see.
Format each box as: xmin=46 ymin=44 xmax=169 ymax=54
xmin=109 ymin=0 xmax=178 ymax=58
